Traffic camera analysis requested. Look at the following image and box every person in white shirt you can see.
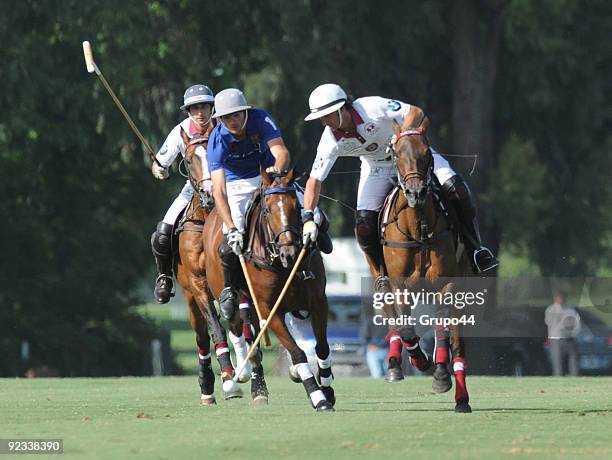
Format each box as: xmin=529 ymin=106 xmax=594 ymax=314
xmin=301 ymin=83 xmax=498 ymax=283
xmin=150 ymin=84 xmax=215 ymax=304
xmin=545 ymin=289 xmax=581 ymax=376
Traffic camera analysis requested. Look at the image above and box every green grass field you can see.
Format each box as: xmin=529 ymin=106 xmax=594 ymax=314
xmin=1 ymin=376 xmax=611 ymax=459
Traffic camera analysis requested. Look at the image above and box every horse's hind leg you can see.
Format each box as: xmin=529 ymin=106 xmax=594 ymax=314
xmin=267 ymin=313 xmax=333 ymax=412
xmin=384 ymin=329 xmax=404 ymax=382
xmin=187 ymin=293 xmax=216 ymax=405
xmin=450 ymin=324 xmax=471 ymax=413
xmin=432 ymin=323 xmax=453 ymax=393
xmin=309 ymin=295 xmax=336 ymax=407
xmin=248 ymin=308 xmax=269 ymax=405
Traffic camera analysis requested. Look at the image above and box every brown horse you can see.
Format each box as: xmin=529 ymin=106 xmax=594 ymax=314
xmin=380 ymin=114 xmax=472 ymax=413
xmin=201 ymin=168 xmax=335 ymax=412
xmin=175 ymin=128 xmax=269 ymax=405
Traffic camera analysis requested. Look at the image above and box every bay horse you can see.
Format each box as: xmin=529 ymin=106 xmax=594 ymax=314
xmin=175 ymin=128 xmax=268 ymax=405
xmin=201 ymin=168 xmax=336 ymax=412
xmin=380 ymin=115 xmax=472 ymax=413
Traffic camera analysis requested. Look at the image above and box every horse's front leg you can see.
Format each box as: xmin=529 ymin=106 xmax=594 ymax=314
xmin=309 ymin=292 xmax=335 ymax=407
xmin=450 ymin=321 xmax=471 ymax=413
xmin=247 ymin=305 xmax=269 ymax=405
xmin=266 ymin=310 xmax=333 ymax=412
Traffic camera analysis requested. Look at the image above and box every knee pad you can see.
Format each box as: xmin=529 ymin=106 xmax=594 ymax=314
xmin=354 ymin=210 xmax=379 ymax=247
xmin=151 ymin=222 xmax=173 ymax=257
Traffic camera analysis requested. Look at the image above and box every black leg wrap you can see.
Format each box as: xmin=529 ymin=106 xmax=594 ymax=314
xmin=198 ymin=363 xmax=215 ymax=395
xmin=217 ymin=352 xmax=232 ymax=372
xmin=302 ymin=376 xmax=320 ymax=396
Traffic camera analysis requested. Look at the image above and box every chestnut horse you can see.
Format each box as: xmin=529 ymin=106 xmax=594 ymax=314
xmin=380 ymin=115 xmax=472 ymax=413
xmin=175 ymin=128 xmax=268 ymax=405
xmin=201 ymin=168 xmax=335 ymax=412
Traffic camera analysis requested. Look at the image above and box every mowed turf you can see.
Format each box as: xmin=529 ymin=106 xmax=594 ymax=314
xmin=1 ymin=376 xmax=611 ymax=460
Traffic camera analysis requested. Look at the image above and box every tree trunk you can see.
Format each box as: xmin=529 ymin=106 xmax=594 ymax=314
xmin=450 ymin=0 xmax=507 ymax=271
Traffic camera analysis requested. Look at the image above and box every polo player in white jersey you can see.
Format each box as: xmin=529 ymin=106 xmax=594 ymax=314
xmin=150 ymin=84 xmax=215 ymax=303
xmin=301 ymin=83 xmax=498 ymax=283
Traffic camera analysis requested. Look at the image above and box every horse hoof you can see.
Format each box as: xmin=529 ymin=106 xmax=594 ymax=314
xmin=200 ymin=394 xmax=216 ymax=406
xmin=384 ymin=367 xmax=404 ymax=382
xmin=321 ymin=386 xmax=336 ymax=407
xmin=432 ymin=364 xmax=452 ymax=393
xmin=288 ymin=365 xmax=301 ymax=383
xmin=315 ymin=400 xmax=335 ymax=412
xmin=455 ymin=400 xmax=472 ymax=413
xmin=222 ymin=379 xmax=243 ymax=400
xmin=252 ymin=395 xmax=269 ymax=406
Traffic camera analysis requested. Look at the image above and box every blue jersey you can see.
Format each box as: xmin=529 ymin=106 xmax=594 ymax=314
xmin=207 ymin=108 xmax=280 ymax=181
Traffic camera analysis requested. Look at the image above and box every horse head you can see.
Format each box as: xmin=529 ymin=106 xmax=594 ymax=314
xmin=260 ymin=168 xmax=301 ymax=268
xmin=390 ymin=114 xmax=432 ymax=209
xmin=180 ymin=128 xmax=215 ymax=211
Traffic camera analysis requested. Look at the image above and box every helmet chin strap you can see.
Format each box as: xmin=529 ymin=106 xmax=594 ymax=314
xmin=188 ymin=111 xmax=212 ymax=130
xmin=220 ymin=110 xmax=249 ymax=133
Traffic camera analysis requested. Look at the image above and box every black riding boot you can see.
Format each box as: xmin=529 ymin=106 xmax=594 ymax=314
xmin=219 ymin=237 xmax=240 ymax=320
xmin=316 ymin=210 xmax=333 ymax=254
xmin=355 ymin=210 xmax=388 ymax=290
xmin=151 ymin=222 xmax=175 ymax=304
xmin=441 ymin=175 xmax=499 ymax=273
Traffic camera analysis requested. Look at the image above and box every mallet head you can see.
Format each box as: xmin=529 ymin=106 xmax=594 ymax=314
xmin=82 ymin=41 xmax=95 ymax=73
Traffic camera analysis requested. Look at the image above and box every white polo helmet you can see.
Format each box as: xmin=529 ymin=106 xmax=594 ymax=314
xmin=304 ymin=83 xmax=347 ymax=121
xmin=212 ymin=88 xmax=252 ymax=118
xmin=180 ymin=84 xmax=214 ymax=110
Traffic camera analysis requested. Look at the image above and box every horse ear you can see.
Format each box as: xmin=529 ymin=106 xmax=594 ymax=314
xmin=179 ymin=127 xmax=190 ymax=146
xmin=392 ymin=119 xmax=401 ymax=135
xmin=419 ymin=115 xmax=430 ymax=133
xmin=261 ymin=168 xmax=272 ymax=185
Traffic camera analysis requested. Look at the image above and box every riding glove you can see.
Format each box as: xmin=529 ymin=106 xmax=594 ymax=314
xmin=227 ymin=228 xmax=244 ymax=255
xmin=152 ymin=162 xmax=169 ymax=180
xmin=302 ymin=210 xmax=318 ymax=246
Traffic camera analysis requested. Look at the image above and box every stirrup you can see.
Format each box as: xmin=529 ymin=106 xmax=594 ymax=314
xmin=154 ymin=274 xmax=174 ymax=304
xmin=473 ymin=247 xmax=499 ymax=273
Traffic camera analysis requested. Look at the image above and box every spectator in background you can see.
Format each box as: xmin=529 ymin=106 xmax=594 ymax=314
xmin=361 ymin=301 xmax=389 ymax=378
xmin=545 ymin=289 xmax=581 ymax=376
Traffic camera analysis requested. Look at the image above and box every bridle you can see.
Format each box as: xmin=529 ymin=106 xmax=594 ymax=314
xmin=259 ymin=178 xmax=302 ymax=260
xmin=388 ymin=128 xmax=434 ymax=205
xmin=184 ymin=135 xmax=214 ymax=211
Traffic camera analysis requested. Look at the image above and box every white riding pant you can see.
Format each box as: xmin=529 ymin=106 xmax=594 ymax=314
xmin=162 ymin=181 xmax=193 ymax=225
xmin=222 ymin=175 xmax=321 ymax=235
xmin=356 ymin=152 xmax=456 ymax=211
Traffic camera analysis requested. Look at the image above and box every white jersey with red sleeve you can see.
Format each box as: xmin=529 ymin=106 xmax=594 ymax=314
xmin=309 ymin=96 xmax=412 ymax=181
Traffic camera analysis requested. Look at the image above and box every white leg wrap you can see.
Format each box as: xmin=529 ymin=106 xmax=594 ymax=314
xmin=453 ymin=361 xmax=466 ymax=372
xmin=239 ymin=301 xmax=250 ymax=310
xmin=228 ymin=332 xmax=252 ymax=382
xmin=198 ymin=352 xmax=211 ymax=361
xmin=404 ymin=341 xmax=419 ymax=351
xmin=294 ymin=362 xmax=314 ymax=381
xmin=317 ymin=354 xmax=333 ymax=387
xmin=317 ymin=354 xmax=332 ymax=369
xmin=309 ymin=390 xmax=326 ymax=407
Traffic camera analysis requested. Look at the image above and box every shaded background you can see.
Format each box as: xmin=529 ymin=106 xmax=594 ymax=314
xmin=1 ymin=0 xmax=610 ymax=376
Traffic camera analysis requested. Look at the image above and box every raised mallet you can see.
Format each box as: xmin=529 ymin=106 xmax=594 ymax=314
xmin=82 ymin=40 xmax=162 ymax=167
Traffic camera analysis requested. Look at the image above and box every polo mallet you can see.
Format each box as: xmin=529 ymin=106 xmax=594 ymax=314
xmin=233 ymin=247 xmax=308 ymax=382
xmin=238 ymin=254 xmax=271 ymax=347
xmin=82 ymin=41 xmax=162 ymax=167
